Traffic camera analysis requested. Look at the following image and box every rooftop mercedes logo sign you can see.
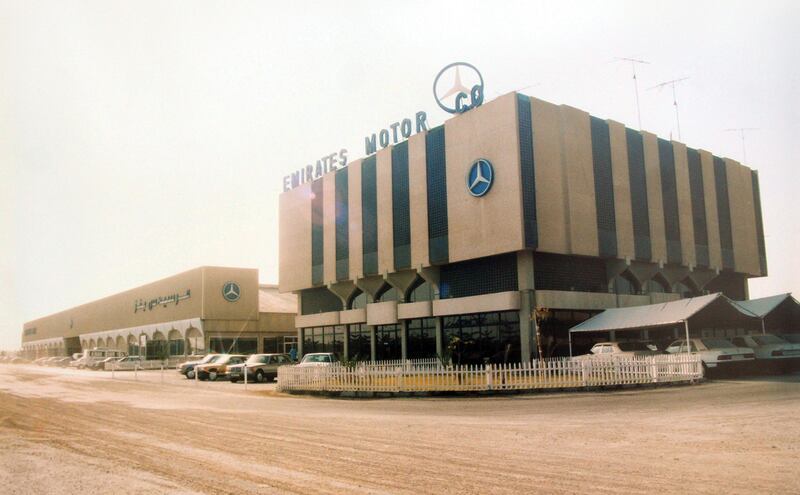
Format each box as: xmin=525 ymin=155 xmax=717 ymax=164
xmin=433 ymin=62 xmax=484 ymax=114
xmin=467 ymin=159 xmax=494 ymax=197
xmin=222 ymin=281 xmax=241 ymax=302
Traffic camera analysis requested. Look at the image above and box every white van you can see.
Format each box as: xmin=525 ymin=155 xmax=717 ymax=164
xmin=74 ymin=348 xmax=127 ymax=369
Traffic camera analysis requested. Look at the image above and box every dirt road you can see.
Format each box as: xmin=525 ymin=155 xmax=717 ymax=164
xmin=0 ymin=365 xmax=797 ymax=494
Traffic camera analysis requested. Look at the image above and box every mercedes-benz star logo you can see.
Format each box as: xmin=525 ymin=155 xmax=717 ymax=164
xmin=467 ymin=159 xmax=494 ymax=197
xmin=433 ymin=62 xmax=485 ymax=114
xmin=222 ymin=282 xmax=241 ymax=302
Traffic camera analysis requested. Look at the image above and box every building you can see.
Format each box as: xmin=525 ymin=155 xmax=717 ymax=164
xmin=279 ymin=92 xmax=767 ymax=363
xmin=21 ymin=266 xmax=297 ymax=359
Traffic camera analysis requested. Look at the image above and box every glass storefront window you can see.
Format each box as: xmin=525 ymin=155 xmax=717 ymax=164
xmin=408 ymin=279 xmax=434 ymax=302
xmin=302 ymin=326 xmax=345 ymax=357
xmin=375 ymin=324 xmax=401 ymax=361
xmin=348 ymin=324 xmax=371 ymax=361
xmin=407 ymin=318 xmax=437 ymax=359
xmin=443 ymin=311 xmax=520 ymax=364
xmin=168 ymin=339 xmax=185 ymax=356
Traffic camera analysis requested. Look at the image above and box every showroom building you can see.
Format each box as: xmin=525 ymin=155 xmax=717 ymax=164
xmin=21 ymin=266 xmax=297 ymax=359
xmin=279 ymin=91 xmax=768 ymax=363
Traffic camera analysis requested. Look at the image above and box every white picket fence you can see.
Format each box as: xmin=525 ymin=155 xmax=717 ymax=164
xmin=277 ymin=354 xmax=703 ymax=393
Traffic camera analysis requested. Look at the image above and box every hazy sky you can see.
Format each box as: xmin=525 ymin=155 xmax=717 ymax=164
xmin=2 ymin=1 xmax=798 ymax=350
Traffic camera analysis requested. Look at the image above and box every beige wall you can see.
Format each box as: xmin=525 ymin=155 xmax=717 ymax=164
xmin=279 ymin=183 xmax=312 ymax=292
xmin=376 ymin=147 xmax=394 ymax=274
xmin=699 ymin=150 xmax=722 ymax=271
xmin=445 ymin=92 xmax=524 ymax=262
xmin=560 ymin=104 xmax=599 ymax=257
xmin=23 ymin=267 xmax=263 ymax=344
xmin=530 ymin=96 xmax=569 ymax=254
xmin=348 ymin=159 xmax=364 ymax=280
xmin=322 ymin=172 xmax=337 ymax=284
xmin=608 ymin=120 xmax=635 ymax=260
xmin=672 ymin=141 xmax=696 ymax=267
xmin=408 ymin=132 xmax=430 ymax=268
xmin=642 ymin=131 xmax=667 ymax=263
xmin=201 ymin=267 xmax=259 ymax=321
xmin=726 ymin=159 xmax=760 ymax=276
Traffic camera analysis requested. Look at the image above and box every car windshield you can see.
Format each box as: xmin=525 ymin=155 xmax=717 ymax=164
xmin=618 ymin=342 xmax=651 ymax=351
xmin=200 ymin=355 xmax=219 ymax=364
xmin=701 ymin=338 xmax=735 ymax=350
xmin=247 ymin=355 xmax=267 ymax=364
xmin=302 ymin=354 xmax=330 ymax=363
xmin=752 ymin=335 xmax=787 ymax=346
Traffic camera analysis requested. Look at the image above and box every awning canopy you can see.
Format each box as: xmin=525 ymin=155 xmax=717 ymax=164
xmin=734 ymin=293 xmax=798 ymax=318
xmin=569 ymin=293 xmax=758 ymax=334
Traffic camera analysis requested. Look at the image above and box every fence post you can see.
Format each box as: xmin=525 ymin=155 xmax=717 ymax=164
xmin=650 ymin=357 xmax=658 ymax=383
xmin=134 ymin=363 xmax=138 ymax=381
xmin=485 ymin=364 xmax=493 ymax=391
xmin=244 ymin=363 xmax=248 ymax=391
xmin=581 ymin=360 xmax=588 ymax=387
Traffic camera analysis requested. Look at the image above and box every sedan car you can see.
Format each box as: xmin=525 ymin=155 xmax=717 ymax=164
xmin=177 ymin=354 xmax=221 ymax=379
xmin=665 ymin=338 xmax=754 ymax=370
xmin=296 ymin=352 xmax=339 ymax=367
xmin=730 ymin=334 xmax=800 ymax=360
xmin=195 ymin=354 xmax=246 ymax=381
xmin=228 ymin=353 xmax=292 ymax=383
xmin=573 ymin=341 xmax=663 ymax=361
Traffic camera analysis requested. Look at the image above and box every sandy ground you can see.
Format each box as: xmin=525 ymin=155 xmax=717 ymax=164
xmin=0 ymin=364 xmax=798 ymax=494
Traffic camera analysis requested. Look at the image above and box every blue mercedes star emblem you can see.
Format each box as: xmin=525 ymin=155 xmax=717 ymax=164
xmin=222 ymin=282 xmax=241 ymax=302
xmin=466 ymin=159 xmax=494 ymax=197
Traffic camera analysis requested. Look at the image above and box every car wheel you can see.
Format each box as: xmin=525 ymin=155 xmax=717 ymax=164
xmin=186 ymin=369 xmax=195 ymax=379
xmin=209 ymin=370 xmax=218 ymax=381
xmin=230 ymin=377 xmax=239 ymax=383
xmin=255 ymin=370 xmax=264 ymax=383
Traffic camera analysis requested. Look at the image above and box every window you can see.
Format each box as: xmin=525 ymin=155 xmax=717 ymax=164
xmin=375 ymin=325 xmax=401 ymax=361
xmin=442 ymin=311 xmax=520 ymax=364
xmin=407 ymin=318 xmax=437 ymax=359
xmin=376 ymin=285 xmax=398 ymax=302
xmin=349 ymin=290 xmax=367 ymax=309
xmin=407 ymin=278 xmax=434 ymax=302
xmin=301 ymin=326 xmax=345 ymax=356
xmin=348 ymin=324 xmax=371 ymax=361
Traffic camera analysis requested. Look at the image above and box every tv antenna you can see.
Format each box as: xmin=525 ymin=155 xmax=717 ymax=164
xmin=649 ymin=77 xmax=689 ymax=141
xmin=725 ymin=127 xmax=760 ymax=163
xmin=615 ymin=57 xmax=649 ymax=129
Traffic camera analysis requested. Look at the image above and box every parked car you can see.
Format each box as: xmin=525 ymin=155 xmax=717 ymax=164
xmin=296 ymin=352 xmax=339 ymax=367
xmin=52 ymin=357 xmax=73 ymax=367
xmin=779 ymin=334 xmax=800 ymax=344
xmin=573 ymin=341 xmax=663 ymax=361
xmin=89 ymin=356 xmax=123 ymax=370
xmin=195 ymin=354 xmax=246 ymax=381
xmin=730 ymin=334 xmax=800 ymax=360
xmin=177 ymin=354 xmax=221 ymax=379
xmin=43 ymin=357 xmax=63 ymax=366
xmin=665 ymin=338 xmax=754 ymax=370
xmin=228 ymin=354 xmax=292 ymax=383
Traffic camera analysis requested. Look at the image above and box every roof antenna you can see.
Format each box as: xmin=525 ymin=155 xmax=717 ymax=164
xmin=724 ymin=128 xmax=760 ymax=164
xmin=649 ymin=77 xmax=689 ymax=141
xmin=615 ymin=57 xmax=649 ymax=129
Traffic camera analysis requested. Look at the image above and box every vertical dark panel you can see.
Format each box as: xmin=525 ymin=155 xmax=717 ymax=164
xmin=335 ymin=168 xmax=349 ymax=281
xmin=751 ymin=170 xmax=767 ymax=275
xmin=361 ymin=156 xmax=378 ymax=275
xmin=392 ymin=141 xmax=411 ymax=270
xmin=517 ymin=94 xmax=538 ymax=249
xmin=658 ymin=138 xmax=681 ymax=264
xmin=311 ymin=179 xmax=324 ymax=285
xmin=626 ymin=128 xmax=652 ymax=260
xmin=590 ymin=116 xmax=617 ymax=258
xmin=713 ymin=156 xmax=735 ymax=270
xmin=426 ymin=125 xmax=449 ymax=264
xmin=687 ymin=148 xmax=709 ymax=267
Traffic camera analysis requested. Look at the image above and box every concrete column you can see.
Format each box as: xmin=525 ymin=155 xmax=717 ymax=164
xmin=400 ymin=320 xmax=408 ymax=360
xmin=369 ymin=325 xmax=376 ymax=361
xmin=343 ymin=325 xmax=350 ymax=361
xmin=296 ymin=328 xmax=303 ymax=356
xmin=435 ymin=317 xmax=443 ymax=359
xmin=520 ymin=289 xmax=533 ymax=363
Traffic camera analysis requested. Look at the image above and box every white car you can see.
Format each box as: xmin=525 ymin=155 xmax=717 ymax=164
xmin=665 ymin=338 xmax=754 ymax=369
xmin=730 ymin=334 xmax=800 ymax=360
xmin=573 ymin=341 xmax=662 ymax=361
xmin=296 ymin=353 xmax=339 ymax=367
